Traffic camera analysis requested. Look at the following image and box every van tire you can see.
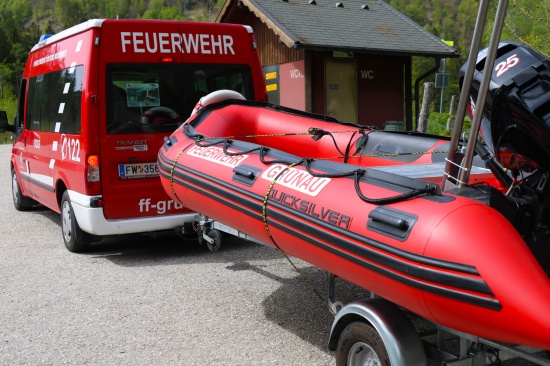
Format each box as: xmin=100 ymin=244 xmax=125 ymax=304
xmin=61 ymin=191 xmax=92 ymax=253
xmin=11 ymin=168 xmax=36 ymax=211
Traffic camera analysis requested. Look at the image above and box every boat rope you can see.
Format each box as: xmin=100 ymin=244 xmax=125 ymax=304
xmin=297 ymin=159 xmax=436 ymax=204
xmin=353 ymin=169 xmax=437 ymax=204
xmin=193 ymin=128 xmax=449 ymax=160
xmin=185 ymin=128 xmax=438 ymax=205
xmin=261 ymin=158 xmax=337 ymax=316
xmin=198 ymin=127 xmax=368 ymax=162
xmin=180 ymin=126 xmax=437 ymax=315
xmin=168 ymin=147 xmax=187 ymax=205
xmin=168 ymin=136 xmax=335 ymax=315
xmin=198 ymin=127 xmax=368 ymax=142
xmin=262 ymin=159 xmax=304 ymax=239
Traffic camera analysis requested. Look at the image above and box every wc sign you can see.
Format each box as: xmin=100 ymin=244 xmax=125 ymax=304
xmin=290 ymin=69 xmax=303 ymax=78
xmin=360 ymin=69 xmax=374 ymax=79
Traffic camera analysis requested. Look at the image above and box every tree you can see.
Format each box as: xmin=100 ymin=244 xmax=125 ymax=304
xmin=55 ymin=0 xmax=87 ymax=29
xmin=502 ymin=0 xmax=550 ymax=58
xmin=11 ymin=0 xmax=32 ymax=21
xmin=0 ymin=62 xmax=15 ymax=98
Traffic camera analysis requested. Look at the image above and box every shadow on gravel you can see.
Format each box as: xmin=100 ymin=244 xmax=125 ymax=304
xmin=18 ymin=203 xmax=287 ymax=268
xmin=89 ymin=232 xmax=283 ymax=268
xmin=91 ymin=228 xmax=371 ymax=353
xmin=87 ymin=228 xmax=374 ymax=353
xmin=226 ymin=259 xmax=371 ymax=353
xmin=14 ymin=200 xmax=371 ymax=356
xmin=19 ymin=204 xmax=61 ymax=228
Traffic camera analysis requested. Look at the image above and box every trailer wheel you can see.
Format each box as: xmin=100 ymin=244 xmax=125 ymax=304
xmin=61 ymin=191 xmax=92 ymax=253
xmin=206 ymin=230 xmax=222 ymax=252
xmin=336 ymin=322 xmax=390 ymax=366
xmin=11 ymin=168 xmax=36 ymax=211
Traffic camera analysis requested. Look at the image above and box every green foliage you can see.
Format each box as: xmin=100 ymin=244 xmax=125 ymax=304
xmin=386 ymin=0 xmax=550 ymax=123
xmin=0 ymin=0 xmax=548 ymax=138
xmin=427 ymin=112 xmax=473 ymax=138
xmin=0 ymin=0 xmax=228 ymax=142
xmin=0 ymin=93 xmax=17 ymax=144
xmin=427 ymin=112 xmax=453 ymax=136
xmin=11 ymin=0 xmax=33 ymax=20
xmin=500 ymin=0 xmax=550 ymax=58
xmin=0 ymin=0 xmax=225 ymax=99
xmin=142 ymin=0 xmax=185 ymax=20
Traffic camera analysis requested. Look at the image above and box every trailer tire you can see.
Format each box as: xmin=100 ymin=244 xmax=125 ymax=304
xmin=11 ymin=168 xmax=36 ymax=211
xmin=336 ymin=321 xmax=390 ymax=366
xmin=61 ymin=191 xmax=93 ymax=253
xmin=206 ymin=230 xmax=222 ymax=252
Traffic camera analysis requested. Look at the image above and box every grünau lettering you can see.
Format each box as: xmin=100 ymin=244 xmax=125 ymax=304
xmin=261 ymin=164 xmax=330 ymax=196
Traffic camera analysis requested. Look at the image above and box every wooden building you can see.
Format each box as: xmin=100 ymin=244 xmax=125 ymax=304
xmin=216 ymin=0 xmax=457 ymax=130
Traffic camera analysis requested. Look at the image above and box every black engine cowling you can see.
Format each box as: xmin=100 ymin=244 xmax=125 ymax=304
xmin=460 ymin=42 xmax=550 ymax=250
xmin=460 ymin=41 xmax=550 ymax=173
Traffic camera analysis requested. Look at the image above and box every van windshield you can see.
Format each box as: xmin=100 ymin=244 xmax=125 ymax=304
xmin=106 ymin=63 xmax=255 ymax=134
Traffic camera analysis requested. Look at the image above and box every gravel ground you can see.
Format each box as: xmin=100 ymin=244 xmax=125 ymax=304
xmin=0 ymin=143 xmax=545 ymax=366
xmin=0 ymin=143 xmax=361 ymax=365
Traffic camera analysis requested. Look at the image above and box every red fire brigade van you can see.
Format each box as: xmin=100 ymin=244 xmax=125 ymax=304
xmin=0 ymin=19 xmax=267 ymax=252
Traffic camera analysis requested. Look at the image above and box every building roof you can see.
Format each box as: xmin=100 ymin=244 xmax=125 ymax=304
xmin=217 ymin=0 xmax=457 ymax=58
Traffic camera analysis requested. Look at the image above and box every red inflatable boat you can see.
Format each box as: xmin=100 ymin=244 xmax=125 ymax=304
xmin=157 ymin=94 xmax=550 ymax=351
xmin=157 ymin=40 xmax=550 ymax=358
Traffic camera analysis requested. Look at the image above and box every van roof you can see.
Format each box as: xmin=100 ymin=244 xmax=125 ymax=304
xmin=32 ymin=19 xmax=105 ymax=52
xmin=31 ymin=19 xmax=254 ymax=52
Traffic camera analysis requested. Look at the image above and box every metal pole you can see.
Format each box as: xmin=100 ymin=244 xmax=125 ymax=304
xmin=441 ymin=0 xmax=491 ymax=190
xmin=439 ymin=87 xmax=444 ymax=113
xmin=414 ymin=58 xmax=441 ymax=129
xmin=439 ymin=59 xmax=446 ymax=113
xmin=457 ymin=0 xmax=509 ymax=186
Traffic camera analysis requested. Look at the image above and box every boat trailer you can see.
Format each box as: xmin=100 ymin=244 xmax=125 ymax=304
xmin=191 ymin=211 xmax=550 ymax=365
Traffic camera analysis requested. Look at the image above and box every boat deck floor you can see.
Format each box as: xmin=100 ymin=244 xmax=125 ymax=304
xmin=371 ymin=162 xmax=493 ymax=185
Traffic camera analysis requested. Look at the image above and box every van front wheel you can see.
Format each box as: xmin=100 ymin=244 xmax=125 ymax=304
xmin=61 ymin=191 xmax=92 ymax=253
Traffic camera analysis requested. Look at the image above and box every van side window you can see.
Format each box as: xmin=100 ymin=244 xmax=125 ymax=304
xmin=15 ymin=79 xmax=27 ymax=133
xmin=26 ymin=77 xmax=37 ymax=130
xmin=25 ymin=66 xmax=83 ymax=134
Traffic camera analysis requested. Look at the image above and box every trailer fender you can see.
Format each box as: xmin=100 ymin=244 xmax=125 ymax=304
xmin=328 ymin=298 xmax=427 ymax=366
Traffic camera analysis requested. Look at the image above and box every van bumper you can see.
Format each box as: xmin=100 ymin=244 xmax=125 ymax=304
xmin=67 ymin=190 xmax=196 ymax=236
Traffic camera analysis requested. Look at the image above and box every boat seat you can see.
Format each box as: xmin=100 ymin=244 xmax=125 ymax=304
xmin=360 ymin=131 xmax=450 ymax=164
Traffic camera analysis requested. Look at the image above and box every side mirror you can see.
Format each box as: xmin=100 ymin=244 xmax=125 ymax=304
xmin=0 ymin=111 xmax=14 ymax=133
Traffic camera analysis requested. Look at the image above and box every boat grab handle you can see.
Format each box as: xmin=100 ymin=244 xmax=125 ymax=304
xmin=367 ymin=207 xmax=417 ymax=240
xmin=369 ymin=210 xmax=407 ymax=230
xmin=234 ymin=166 xmax=256 ymax=179
xmin=232 ymin=164 xmax=262 ymax=187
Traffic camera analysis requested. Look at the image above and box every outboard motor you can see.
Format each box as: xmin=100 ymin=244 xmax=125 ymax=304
xmin=460 ymin=42 xmax=550 ymax=248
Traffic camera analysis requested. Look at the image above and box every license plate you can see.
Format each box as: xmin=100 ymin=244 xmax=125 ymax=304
xmin=118 ymin=162 xmax=159 ymax=179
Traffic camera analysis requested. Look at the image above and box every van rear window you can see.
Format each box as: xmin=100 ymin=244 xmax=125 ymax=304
xmin=106 ymin=63 xmax=254 ymax=135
